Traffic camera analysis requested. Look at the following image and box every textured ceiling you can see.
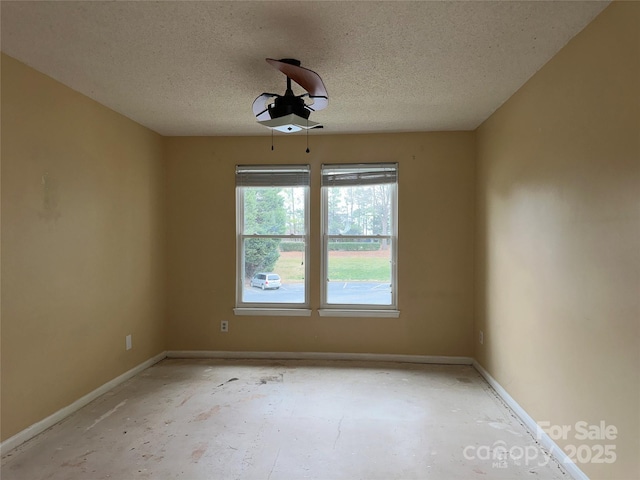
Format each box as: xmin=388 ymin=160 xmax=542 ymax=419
xmin=1 ymin=1 xmax=608 ymax=136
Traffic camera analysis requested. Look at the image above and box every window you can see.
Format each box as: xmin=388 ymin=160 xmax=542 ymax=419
xmin=235 ymin=165 xmax=310 ymax=316
xmin=320 ymin=163 xmax=399 ymax=317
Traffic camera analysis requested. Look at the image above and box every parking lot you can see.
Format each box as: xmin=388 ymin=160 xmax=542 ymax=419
xmin=243 ymin=281 xmax=392 ymax=305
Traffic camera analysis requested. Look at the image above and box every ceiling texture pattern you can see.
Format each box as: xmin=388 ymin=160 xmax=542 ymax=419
xmin=1 ymin=1 xmax=609 ymax=136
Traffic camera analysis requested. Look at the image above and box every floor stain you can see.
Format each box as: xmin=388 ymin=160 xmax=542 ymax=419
xmin=194 ymin=405 xmax=221 ymax=421
xmin=179 ymin=393 xmax=194 ymax=406
xmin=61 ymin=450 xmax=95 ymax=468
xmin=216 ymin=378 xmax=239 ymax=387
xmin=191 ymin=443 xmax=208 ymax=462
xmin=258 ymin=374 xmax=283 ymax=385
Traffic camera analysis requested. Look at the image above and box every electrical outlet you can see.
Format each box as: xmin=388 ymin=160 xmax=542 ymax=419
xmin=221 ymin=320 xmax=229 ymax=333
xmin=125 ymin=334 xmax=132 ymax=350
xmin=479 ymin=330 xmax=484 ymax=345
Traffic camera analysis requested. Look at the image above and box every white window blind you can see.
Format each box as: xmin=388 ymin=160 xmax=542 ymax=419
xmin=321 ymin=163 xmax=397 ymax=187
xmin=236 ymin=165 xmax=310 ymax=187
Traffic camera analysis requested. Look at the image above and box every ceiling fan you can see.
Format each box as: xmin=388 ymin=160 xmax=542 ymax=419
xmin=252 ymin=58 xmax=328 ymax=133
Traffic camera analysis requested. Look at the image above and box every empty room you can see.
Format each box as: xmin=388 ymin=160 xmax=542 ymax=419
xmin=1 ymin=1 xmax=638 ymax=479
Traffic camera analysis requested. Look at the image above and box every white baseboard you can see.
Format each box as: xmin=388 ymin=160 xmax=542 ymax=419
xmin=166 ymin=350 xmax=474 ymax=365
xmin=0 ymin=351 xmax=167 ymax=455
xmin=472 ymin=360 xmax=588 ymax=480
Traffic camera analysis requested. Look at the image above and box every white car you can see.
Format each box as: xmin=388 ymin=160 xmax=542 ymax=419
xmin=250 ymin=273 xmax=281 ymax=290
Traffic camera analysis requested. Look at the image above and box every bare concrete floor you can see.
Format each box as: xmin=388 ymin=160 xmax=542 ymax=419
xmin=2 ymin=359 xmax=569 ymax=479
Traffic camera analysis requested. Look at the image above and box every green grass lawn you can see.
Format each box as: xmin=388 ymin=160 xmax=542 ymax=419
xmin=274 ymin=253 xmax=390 ymax=282
xmin=327 ymin=256 xmax=391 ymax=282
xmin=274 ymin=254 xmax=306 ymax=282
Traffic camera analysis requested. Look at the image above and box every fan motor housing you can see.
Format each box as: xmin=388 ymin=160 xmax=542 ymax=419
xmin=269 ymin=95 xmax=310 ymax=120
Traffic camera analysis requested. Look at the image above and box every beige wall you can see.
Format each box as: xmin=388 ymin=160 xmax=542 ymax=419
xmin=3 ymin=3 xmax=638 ymax=478
xmin=165 ymin=133 xmax=476 ymax=355
xmin=475 ymin=3 xmax=639 ymax=479
xmin=1 ymin=54 xmax=167 ymax=441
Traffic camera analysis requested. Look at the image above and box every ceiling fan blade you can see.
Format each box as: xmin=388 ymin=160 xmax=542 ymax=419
xmin=306 ymin=95 xmax=328 ymax=112
xmin=266 ymin=58 xmax=328 ymax=98
xmin=252 ymin=93 xmax=278 ymax=117
xmin=256 ymin=110 xmax=271 ymax=121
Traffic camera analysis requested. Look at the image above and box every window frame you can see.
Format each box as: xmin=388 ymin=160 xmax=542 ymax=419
xmin=319 ymin=163 xmax=399 ymax=317
xmin=234 ymin=165 xmax=311 ymax=316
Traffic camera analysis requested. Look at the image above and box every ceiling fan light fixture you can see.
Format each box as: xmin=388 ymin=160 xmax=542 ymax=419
xmin=258 ymin=113 xmax=321 ymax=133
xmin=253 ymin=58 xmax=328 ymax=133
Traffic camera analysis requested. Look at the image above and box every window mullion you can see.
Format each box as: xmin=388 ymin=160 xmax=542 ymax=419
xmin=242 ymin=234 xmax=306 ymax=239
xmin=326 ymin=235 xmax=393 ymax=240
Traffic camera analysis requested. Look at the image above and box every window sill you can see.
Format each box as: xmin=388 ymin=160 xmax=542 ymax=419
xmin=234 ymin=308 xmax=312 ymax=317
xmin=318 ymin=309 xmax=400 ymax=318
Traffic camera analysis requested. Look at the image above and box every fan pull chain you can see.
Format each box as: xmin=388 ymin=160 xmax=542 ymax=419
xmin=271 ymin=130 xmax=274 ymax=151
xmin=306 ymin=118 xmax=310 ymax=153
